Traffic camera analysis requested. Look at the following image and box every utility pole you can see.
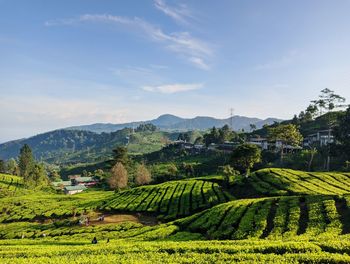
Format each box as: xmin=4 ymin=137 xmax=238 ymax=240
xmin=326 ymin=116 xmax=336 ymax=171
xmin=230 ymin=108 xmax=234 ymax=131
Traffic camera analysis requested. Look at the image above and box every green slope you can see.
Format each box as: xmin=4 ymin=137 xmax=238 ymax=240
xmin=102 ymin=179 xmax=232 ymax=220
xmin=0 ymin=179 xmax=232 ymax=225
xmin=0 ymin=190 xmax=113 ymax=223
xmin=241 ymin=168 xmax=350 ymax=197
xmin=2 ymin=168 xmax=350 ymax=263
xmin=4 ymin=239 xmax=350 ymax=264
xmin=0 ymin=129 xmax=178 ymax=164
xmin=249 ymin=111 xmax=344 ymax=138
xmin=0 ymin=174 xmax=24 ymax=197
xmin=175 ymin=194 xmax=350 ymax=240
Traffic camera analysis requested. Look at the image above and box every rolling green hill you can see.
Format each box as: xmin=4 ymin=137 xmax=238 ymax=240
xmin=0 ymin=129 xmax=178 ymax=164
xmin=175 ymin=194 xmax=350 ymax=240
xmin=102 ymin=179 xmax=232 ymax=220
xmin=2 ymin=168 xmax=350 ymax=263
xmin=249 ymin=111 xmax=344 ymax=138
xmin=239 ymin=168 xmax=350 ymax=197
xmin=0 ymin=190 xmax=113 ymax=224
xmin=0 ymin=179 xmax=231 ymax=225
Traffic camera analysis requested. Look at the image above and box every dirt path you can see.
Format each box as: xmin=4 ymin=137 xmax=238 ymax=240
xmin=33 ymin=212 xmax=160 ymax=226
xmin=88 ymin=213 xmax=159 ymax=226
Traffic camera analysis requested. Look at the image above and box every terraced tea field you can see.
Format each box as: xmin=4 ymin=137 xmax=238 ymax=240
xmin=0 ymin=191 xmax=113 ymax=223
xmin=245 ymin=169 xmax=350 ymax=196
xmin=102 ymin=179 xmax=232 ymax=220
xmin=177 ymin=194 xmax=350 ymax=240
xmin=2 ymin=238 xmax=350 ymax=263
xmin=2 ymin=168 xmax=350 ymax=263
xmin=0 ymin=174 xmax=24 ymax=197
xmin=0 ymin=179 xmax=231 ymax=224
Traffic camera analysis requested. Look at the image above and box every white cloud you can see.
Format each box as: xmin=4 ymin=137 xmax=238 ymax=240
xmin=188 ymin=57 xmax=210 ymax=70
xmin=45 ymin=14 xmax=212 ymax=70
xmin=255 ymin=50 xmax=300 ymax=70
xmin=0 ymin=95 xmax=131 ymax=142
xmin=1 ymin=96 xmax=128 ymax=124
xmin=142 ymin=83 xmax=203 ymax=94
xmin=45 ymin=14 xmax=133 ymax=27
xmin=154 ymin=0 xmax=193 ymax=25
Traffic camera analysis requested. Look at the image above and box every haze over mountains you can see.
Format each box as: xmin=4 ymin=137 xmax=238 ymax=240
xmin=0 ymin=114 xmax=281 ymax=163
xmin=66 ymin=114 xmax=281 ymax=133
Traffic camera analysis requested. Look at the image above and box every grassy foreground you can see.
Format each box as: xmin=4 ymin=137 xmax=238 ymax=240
xmin=2 ymin=238 xmax=350 ymax=263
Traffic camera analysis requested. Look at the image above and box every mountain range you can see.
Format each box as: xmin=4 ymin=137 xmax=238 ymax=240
xmin=66 ymin=114 xmax=281 ymax=133
xmin=0 ymin=114 xmax=281 ymax=163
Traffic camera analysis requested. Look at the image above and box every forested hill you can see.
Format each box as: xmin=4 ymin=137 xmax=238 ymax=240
xmin=66 ymin=114 xmax=282 ymax=133
xmin=0 ymin=129 xmax=178 ymax=164
xmin=248 ymin=111 xmax=345 ymax=137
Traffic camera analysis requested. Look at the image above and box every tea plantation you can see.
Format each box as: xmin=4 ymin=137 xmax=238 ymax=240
xmin=1 ymin=168 xmax=350 ymax=263
xmin=102 ymin=179 xmax=232 ymax=220
xmin=0 ymin=173 xmax=24 ymax=197
xmin=245 ymin=169 xmax=350 ymax=196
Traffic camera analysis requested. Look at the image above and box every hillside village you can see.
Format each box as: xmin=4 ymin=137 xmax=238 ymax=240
xmin=52 ymin=176 xmax=99 ymax=195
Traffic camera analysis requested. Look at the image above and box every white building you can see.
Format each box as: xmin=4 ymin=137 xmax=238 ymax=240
xmin=303 ymin=130 xmax=334 ymax=147
xmin=248 ymin=138 xmax=301 ymax=152
xmin=64 ymin=185 xmax=87 ymax=195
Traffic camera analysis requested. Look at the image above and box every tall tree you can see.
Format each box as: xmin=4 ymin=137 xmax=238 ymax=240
xmin=219 ymin=165 xmax=239 ymax=187
xmin=6 ymin=159 xmax=19 ymax=175
xmin=231 ymin=143 xmax=261 ymax=176
xmin=204 ymin=127 xmax=220 ymax=146
xmin=306 ymin=147 xmax=318 ymax=171
xmin=109 ymin=162 xmax=128 ymax=191
xmin=135 ymin=163 xmax=152 ymax=186
xmin=203 ymin=125 xmax=235 ymax=145
xmin=305 ymin=104 xmax=319 ymax=120
xmin=111 ymin=146 xmax=129 ymax=166
xmin=49 ymin=170 xmax=61 ymax=182
xmin=311 ymin=88 xmax=346 ymax=115
xmin=28 ymin=163 xmax=48 ymax=188
xmin=310 ymin=89 xmax=347 ymax=170
xmin=18 ymin=144 xmax=35 ymax=180
xmin=218 ymin=124 xmax=234 ymax=143
xmin=268 ymin=124 xmax=303 ymax=162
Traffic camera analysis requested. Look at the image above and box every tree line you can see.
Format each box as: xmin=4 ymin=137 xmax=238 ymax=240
xmin=0 ymin=144 xmax=51 ymax=188
xmin=107 ymin=146 xmax=152 ymax=191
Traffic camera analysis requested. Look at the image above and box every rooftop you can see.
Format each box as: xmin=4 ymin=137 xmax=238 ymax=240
xmin=74 ymin=177 xmax=94 ymax=182
xmin=64 ymin=185 xmax=87 ymax=191
xmin=52 ymin=181 xmax=71 ymax=187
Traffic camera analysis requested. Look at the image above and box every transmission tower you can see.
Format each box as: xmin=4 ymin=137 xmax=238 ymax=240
xmin=230 ymin=108 xmax=234 ymax=131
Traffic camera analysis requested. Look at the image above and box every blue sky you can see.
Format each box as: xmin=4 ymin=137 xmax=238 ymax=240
xmin=1 ymin=0 xmax=350 ymax=142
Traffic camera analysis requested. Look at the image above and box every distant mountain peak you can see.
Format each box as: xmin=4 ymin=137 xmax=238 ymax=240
xmin=63 ymin=114 xmax=282 ymax=133
xmin=0 ymin=113 xmax=282 ymax=163
xmin=157 ymin=114 xmax=180 ymax=118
